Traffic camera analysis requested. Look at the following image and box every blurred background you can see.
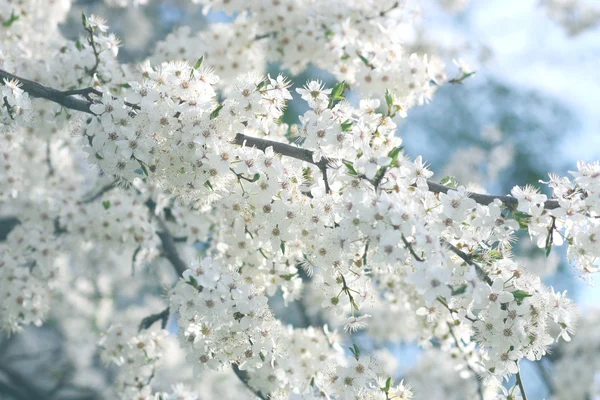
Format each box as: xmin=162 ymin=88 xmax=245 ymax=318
xmin=1 ymin=0 xmax=599 ymax=398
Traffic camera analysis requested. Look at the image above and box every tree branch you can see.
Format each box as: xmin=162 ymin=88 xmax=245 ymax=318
xmin=1 ymin=70 xmax=562 ymax=212
xmin=232 ymin=363 xmax=268 ymax=400
xmin=440 ymin=239 xmax=493 ymax=286
xmin=0 ymin=69 xmax=96 ymax=114
xmin=516 ymin=369 xmax=528 ymax=400
xmin=138 ymin=307 xmax=170 ymax=332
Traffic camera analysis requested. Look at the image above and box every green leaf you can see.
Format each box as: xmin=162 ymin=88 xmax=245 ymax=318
xmin=387 ymin=146 xmax=403 ymax=163
xmin=2 ymin=11 xmax=19 ymax=28
xmin=384 ymin=377 xmax=392 ymax=392
xmin=330 ymin=81 xmax=347 ymax=100
xmin=102 ymin=200 xmax=111 ymax=210
xmin=75 ymin=39 xmax=84 ymax=50
xmin=280 ymin=241 xmax=286 ymax=255
xmin=256 ymin=78 xmax=268 ymax=90
xmin=81 ymin=12 xmax=88 ymax=28
xmin=210 ymin=104 xmax=223 ymax=119
xmin=513 ymin=211 xmax=531 ymax=230
xmin=349 ymin=344 xmax=360 ymax=361
xmin=193 ymin=55 xmax=204 ymax=70
xmin=341 ymin=120 xmax=353 ymax=132
xmin=250 ymin=173 xmax=260 ymax=182
xmin=187 ymin=275 xmax=200 ymax=289
xmin=357 ymin=53 xmax=371 ymax=67
xmin=487 ymin=249 xmax=503 ymax=261
xmin=343 ymin=160 xmax=358 ymax=176
xmin=204 ymin=180 xmax=213 ymax=191
xmin=512 ymin=290 xmax=532 ymax=302
xmin=385 ymin=89 xmax=395 ymax=115
xmin=451 ymin=284 xmax=467 ymax=296
xmin=440 ymin=176 xmax=458 ymax=189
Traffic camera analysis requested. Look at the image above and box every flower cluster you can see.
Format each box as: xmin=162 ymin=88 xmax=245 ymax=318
xmin=150 ymin=0 xmax=446 ymax=111
xmin=0 ymin=1 xmax=598 ymax=399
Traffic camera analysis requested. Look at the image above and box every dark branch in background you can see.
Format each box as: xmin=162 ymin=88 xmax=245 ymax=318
xmin=144 ymin=199 xmax=188 ymax=277
xmin=0 ymin=217 xmax=20 ymax=241
xmin=232 ymin=364 xmax=268 ymax=400
xmin=138 ymin=307 xmax=170 ymax=332
xmin=535 ymin=360 xmax=555 ymax=395
xmin=81 ymin=179 xmax=119 ymax=203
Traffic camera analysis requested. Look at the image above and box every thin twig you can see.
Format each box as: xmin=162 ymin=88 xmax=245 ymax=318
xmin=401 ymin=234 xmax=424 ymax=262
xmin=3 ymin=95 xmax=14 ymax=119
xmin=441 ymin=238 xmax=493 ymax=286
xmin=81 ymin=179 xmax=119 ymax=203
xmin=83 ymin=24 xmax=102 ymax=79
xmin=516 ymin=369 xmax=528 ymax=400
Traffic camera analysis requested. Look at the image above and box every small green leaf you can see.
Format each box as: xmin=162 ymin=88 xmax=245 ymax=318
xmin=256 ymin=78 xmax=268 ymax=90
xmin=102 ymin=200 xmax=111 ymax=210
xmin=250 ymin=173 xmax=260 ymax=182
xmin=387 ymin=146 xmax=403 ymax=163
xmin=349 ymin=344 xmax=360 ymax=360
xmin=121 ymin=83 xmax=131 ymax=89
xmin=341 ymin=120 xmax=353 ymax=132
xmin=81 ymin=12 xmax=88 ymax=28
xmin=384 ymin=377 xmax=392 ymax=392
xmin=280 ymin=241 xmax=286 ymax=255
xmin=343 ymin=160 xmax=358 ymax=176
xmin=210 ymin=104 xmax=223 ymax=119
xmin=440 ymin=176 xmax=458 ymax=189
xmin=2 ymin=11 xmax=20 ymax=28
xmin=512 ymin=290 xmax=532 ymax=302
xmin=357 ymin=53 xmax=371 ymax=67
xmin=513 ymin=211 xmax=531 ymax=230
xmin=187 ymin=275 xmax=200 ymax=289
xmin=385 ymin=89 xmax=395 ymax=115
xmin=75 ymin=39 xmax=84 ymax=50
xmin=204 ymin=180 xmax=213 ymax=191
xmin=193 ymin=55 xmax=204 ymax=70
xmin=330 ymin=81 xmax=347 ymax=100
xmin=451 ymin=284 xmax=467 ymax=296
